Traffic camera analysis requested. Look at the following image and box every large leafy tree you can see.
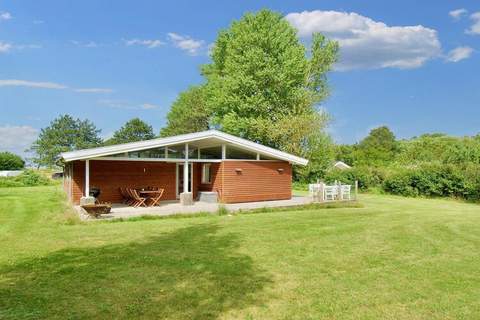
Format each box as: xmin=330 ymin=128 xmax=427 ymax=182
xmin=30 ymin=115 xmax=102 ymax=167
xmin=160 ymin=86 xmax=210 ymax=137
xmin=355 ymin=126 xmax=398 ymax=166
xmin=203 ymin=10 xmax=338 ymax=152
xmin=197 ymin=10 xmax=336 ymax=181
xmin=105 ymin=118 xmax=155 ymax=145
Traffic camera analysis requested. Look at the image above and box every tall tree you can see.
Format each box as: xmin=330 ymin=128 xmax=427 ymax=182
xmin=30 ymin=115 xmax=102 ymax=167
xmin=201 ymin=9 xmax=338 ymax=180
xmin=105 ymin=118 xmax=155 ymax=145
xmin=0 ymin=152 xmax=25 ymax=170
xmin=160 ymin=86 xmax=210 ymax=137
xmin=356 ymin=126 xmax=398 ymax=165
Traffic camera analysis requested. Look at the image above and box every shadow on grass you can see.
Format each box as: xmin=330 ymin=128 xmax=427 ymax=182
xmin=0 ymin=224 xmax=270 ymax=320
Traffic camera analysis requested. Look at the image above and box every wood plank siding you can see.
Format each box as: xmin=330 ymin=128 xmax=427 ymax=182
xmin=68 ymin=160 xmax=292 ymax=204
xmin=71 ymin=160 xmax=177 ymax=204
xmin=219 ymin=161 xmax=292 ymax=203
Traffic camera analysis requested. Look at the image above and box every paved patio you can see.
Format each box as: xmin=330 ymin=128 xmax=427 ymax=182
xmin=76 ymin=196 xmax=314 ymax=220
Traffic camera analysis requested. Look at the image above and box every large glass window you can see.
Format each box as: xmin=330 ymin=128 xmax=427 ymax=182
xmin=200 ymin=146 xmax=222 ymax=159
xmin=166 ymin=145 xmax=183 ymax=159
xmin=109 ymin=147 xmax=166 ymax=159
xmin=226 ymin=145 xmax=257 ymax=160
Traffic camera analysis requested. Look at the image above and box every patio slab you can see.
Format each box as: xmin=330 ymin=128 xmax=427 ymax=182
xmin=75 ymin=196 xmax=314 ymax=220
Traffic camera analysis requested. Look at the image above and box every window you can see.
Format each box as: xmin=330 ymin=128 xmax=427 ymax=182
xmin=201 ymin=164 xmax=212 ymax=184
xmin=199 ymin=146 xmax=222 ymax=159
xmin=226 ymin=145 xmax=257 ymax=160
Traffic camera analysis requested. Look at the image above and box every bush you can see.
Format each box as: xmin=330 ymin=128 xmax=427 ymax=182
xmin=383 ymin=164 xmax=480 ymax=201
xmin=324 ymin=166 xmax=386 ymax=191
xmin=0 ymin=170 xmax=52 ymax=188
xmin=0 ymin=152 xmax=25 ymax=170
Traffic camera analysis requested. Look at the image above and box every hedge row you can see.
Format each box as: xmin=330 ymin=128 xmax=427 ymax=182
xmin=0 ymin=170 xmax=52 ymax=188
xmin=322 ymin=164 xmax=480 ymax=201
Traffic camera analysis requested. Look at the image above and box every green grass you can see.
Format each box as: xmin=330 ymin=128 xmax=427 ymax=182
xmin=1 ymin=186 xmax=480 ymax=319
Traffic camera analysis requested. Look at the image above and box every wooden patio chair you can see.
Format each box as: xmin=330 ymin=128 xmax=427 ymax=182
xmin=147 ymin=188 xmax=164 ymax=207
xmin=119 ymin=187 xmax=130 ymax=204
xmin=130 ymin=188 xmax=147 ymax=208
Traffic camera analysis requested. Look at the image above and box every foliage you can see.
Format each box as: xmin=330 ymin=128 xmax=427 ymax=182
xmin=0 ymin=152 xmax=25 ymax=170
xmin=324 ymin=166 xmax=387 ymax=191
xmin=200 ymin=10 xmax=338 ymax=181
xmin=0 ymin=170 xmax=52 ymax=188
xmin=383 ymin=164 xmax=480 ymax=201
xmin=160 ymin=86 xmax=210 ymax=137
xmin=105 ymin=118 xmax=155 ymax=145
xmin=30 ymin=114 xmax=102 ymax=167
xmin=355 ymin=126 xmax=398 ymax=166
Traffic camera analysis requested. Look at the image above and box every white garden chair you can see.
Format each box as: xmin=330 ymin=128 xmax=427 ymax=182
xmin=340 ymin=185 xmax=351 ymax=200
xmin=324 ymin=186 xmax=338 ymax=201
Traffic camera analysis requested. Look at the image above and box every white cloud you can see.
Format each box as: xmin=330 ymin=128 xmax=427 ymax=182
xmin=33 ymin=20 xmax=44 ymax=24
xmin=466 ymin=12 xmax=480 ymax=35
xmin=124 ymin=38 xmax=164 ymax=48
xmin=98 ymin=99 xmax=159 ymax=110
xmin=140 ymin=103 xmax=159 ymax=110
xmin=0 ymin=41 xmax=12 ymax=53
xmin=70 ymin=40 xmax=99 ymax=48
xmin=167 ymin=32 xmax=204 ymax=55
xmin=0 ymin=125 xmax=38 ymax=156
xmin=75 ymin=88 xmax=113 ymax=93
xmin=0 ymin=79 xmax=67 ymax=89
xmin=446 ymin=46 xmax=474 ymax=62
xmin=449 ymin=8 xmax=468 ymax=20
xmin=0 ymin=41 xmax=41 ymax=53
xmin=285 ymin=10 xmax=442 ymax=70
xmin=0 ymin=11 xmax=12 ymax=21
xmin=15 ymin=44 xmax=42 ymax=50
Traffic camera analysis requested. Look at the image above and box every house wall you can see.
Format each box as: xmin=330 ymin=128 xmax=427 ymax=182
xmin=71 ymin=160 xmax=177 ymax=204
xmin=218 ymin=161 xmax=292 ymax=203
xmin=69 ymin=160 xmax=292 ymax=205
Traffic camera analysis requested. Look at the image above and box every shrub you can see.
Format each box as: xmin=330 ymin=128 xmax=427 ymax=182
xmin=383 ymin=164 xmax=479 ymax=201
xmin=324 ymin=166 xmax=386 ymax=191
xmin=0 ymin=152 xmax=25 ymax=170
xmin=0 ymin=170 xmax=52 ymax=188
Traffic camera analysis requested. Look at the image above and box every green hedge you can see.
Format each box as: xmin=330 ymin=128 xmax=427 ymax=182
xmin=324 ymin=166 xmax=386 ymax=191
xmin=383 ymin=164 xmax=480 ymax=201
xmin=0 ymin=170 xmax=52 ymax=188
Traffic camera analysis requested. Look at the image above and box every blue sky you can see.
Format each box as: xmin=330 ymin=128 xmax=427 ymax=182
xmin=0 ymin=0 xmax=479 ymax=156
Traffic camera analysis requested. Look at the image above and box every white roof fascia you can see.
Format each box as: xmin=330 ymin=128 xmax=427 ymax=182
xmin=60 ymin=130 xmax=309 ymax=166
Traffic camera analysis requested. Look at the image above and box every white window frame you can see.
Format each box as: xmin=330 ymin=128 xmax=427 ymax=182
xmin=201 ymin=163 xmax=212 ymax=184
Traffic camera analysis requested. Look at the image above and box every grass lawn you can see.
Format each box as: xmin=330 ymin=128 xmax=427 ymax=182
xmin=1 ymin=186 xmax=480 ymax=319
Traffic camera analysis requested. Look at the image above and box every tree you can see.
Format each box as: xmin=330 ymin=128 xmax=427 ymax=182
xmin=30 ymin=115 xmax=102 ymax=167
xmin=0 ymin=152 xmax=25 ymax=170
xmin=160 ymin=86 xmax=210 ymax=137
xmin=105 ymin=118 xmax=156 ymax=145
xmin=355 ymin=126 xmax=398 ymax=166
xmin=194 ymin=9 xmax=337 ymax=181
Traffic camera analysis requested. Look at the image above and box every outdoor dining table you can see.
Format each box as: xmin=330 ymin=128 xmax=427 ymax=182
xmin=137 ymin=190 xmax=163 ymax=207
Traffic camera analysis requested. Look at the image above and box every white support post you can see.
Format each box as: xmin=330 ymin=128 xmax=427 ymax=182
xmin=197 ymin=148 xmax=201 ymax=159
xmin=183 ymin=144 xmax=189 ymax=193
xmin=85 ymin=159 xmax=90 ymax=197
xmin=221 ymin=144 xmax=226 ymax=160
xmin=165 ymin=146 xmax=168 ymax=159
xmin=256 ymin=153 xmax=260 ymax=160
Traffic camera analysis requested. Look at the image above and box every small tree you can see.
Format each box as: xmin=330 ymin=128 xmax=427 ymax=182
xmin=160 ymin=86 xmax=210 ymax=137
xmin=355 ymin=126 xmax=398 ymax=166
xmin=105 ymin=118 xmax=155 ymax=145
xmin=0 ymin=152 xmax=25 ymax=170
xmin=30 ymin=115 xmax=102 ymax=167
